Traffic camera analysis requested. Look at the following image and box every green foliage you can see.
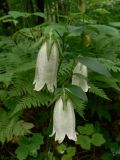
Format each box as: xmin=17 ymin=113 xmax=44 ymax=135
xmin=76 ymin=123 xmax=106 ymax=149
xmin=0 ymin=108 xmax=33 ymax=144
xmin=0 ymin=0 xmax=120 ymax=159
xmin=57 ymin=144 xmax=76 ymax=160
xmin=16 ymin=133 xmax=44 ymax=160
xmin=89 ymin=84 xmax=110 ymax=100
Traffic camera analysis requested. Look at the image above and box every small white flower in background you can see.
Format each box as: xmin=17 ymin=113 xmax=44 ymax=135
xmin=50 ymin=97 xmax=77 ymax=143
xmin=33 ymin=41 xmax=59 ymax=92
xmin=72 ymin=62 xmax=90 ymax=92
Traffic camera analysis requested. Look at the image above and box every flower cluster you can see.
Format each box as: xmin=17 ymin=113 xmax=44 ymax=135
xmin=33 ymin=39 xmax=89 ymax=143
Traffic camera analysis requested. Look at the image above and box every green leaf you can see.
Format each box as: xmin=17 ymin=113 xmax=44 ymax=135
xmin=29 ymin=133 xmax=44 ymax=151
xmin=101 ymin=152 xmax=113 ymax=160
xmin=57 ymin=144 xmax=66 ymax=154
xmin=76 ymin=135 xmax=91 ymax=150
xmin=0 ymin=15 xmax=11 ymax=21
xmin=47 ymin=152 xmax=56 ymax=160
xmin=16 ymin=145 xmax=29 ymax=160
xmin=93 ymin=8 xmax=110 ymax=15
xmin=109 ymin=22 xmax=120 ymax=28
xmin=31 ymin=133 xmax=44 ymax=145
xmin=89 ymin=24 xmax=119 ymax=36
xmin=79 ymin=57 xmax=111 ymax=78
xmin=89 ymin=84 xmax=110 ymax=100
xmin=67 ymin=147 xmax=76 ymax=156
xmin=8 ymin=11 xmax=31 ymax=19
xmin=19 ymin=136 xmax=29 ymax=145
xmin=65 ymin=85 xmax=87 ymax=101
xmin=91 ymin=133 xmax=106 ymax=146
xmin=32 ymin=12 xmax=45 ymax=18
xmin=0 ymin=90 xmax=7 ymax=100
xmin=109 ymin=142 xmax=120 ymax=156
xmin=62 ymin=155 xmax=72 ymax=160
xmin=78 ymin=123 xmax=94 ymax=135
xmin=70 ymin=95 xmax=85 ymax=118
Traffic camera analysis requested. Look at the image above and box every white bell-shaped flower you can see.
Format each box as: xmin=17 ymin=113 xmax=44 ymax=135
xmin=33 ymin=41 xmax=59 ymax=92
xmin=50 ymin=97 xmax=77 ymax=143
xmin=72 ymin=62 xmax=89 ymax=92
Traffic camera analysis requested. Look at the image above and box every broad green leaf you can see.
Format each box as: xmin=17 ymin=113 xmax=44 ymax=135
xmin=31 ymin=133 xmax=44 ymax=145
xmin=0 ymin=15 xmax=11 ymax=21
xmin=109 ymin=142 xmax=120 ymax=156
xmin=47 ymin=152 xmax=56 ymax=160
xmin=101 ymin=152 xmax=113 ymax=160
xmin=93 ymin=8 xmax=110 ymax=15
xmin=79 ymin=57 xmax=111 ymax=78
xmin=19 ymin=136 xmax=29 ymax=145
xmin=91 ymin=133 xmax=106 ymax=146
xmin=2 ymin=19 xmax=18 ymax=25
xmin=0 ymin=90 xmax=7 ymax=100
xmin=32 ymin=12 xmax=45 ymax=18
xmin=78 ymin=123 xmax=94 ymax=135
xmin=29 ymin=133 xmax=44 ymax=151
xmin=109 ymin=22 xmax=120 ymax=28
xmin=16 ymin=145 xmax=29 ymax=160
xmin=62 ymin=155 xmax=72 ymax=160
xmin=57 ymin=144 xmax=66 ymax=154
xmin=89 ymin=24 xmax=119 ymax=36
xmin=67 ymin=147 xmax=76 ymax=156
xmin=65 ymin=85 xmax=87 ymax=101
xmin=76 ymin=135 xmax=91 ymax=150
xmin=8 ymin=11 xmax=31 ymax=19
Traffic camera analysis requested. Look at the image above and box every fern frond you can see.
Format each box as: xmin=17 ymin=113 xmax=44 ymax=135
xmin=69 ymin=94 xmax=86 ymax=118
xmin=99 ymin=58 xmax=120 ymax=72
xmin=89 ymin=84 xmax=110 ymax=100
xmin=58 ymin=59 xmax=74 ymax=85
xmin=11 ymin=92 xmax=53 ymax=115
xmin=0 ymin=109 xmax=33 ymax=144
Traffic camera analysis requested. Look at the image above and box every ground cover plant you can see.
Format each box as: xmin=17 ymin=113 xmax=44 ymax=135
xmin=0 ymin=0 xmax=120 ymax=160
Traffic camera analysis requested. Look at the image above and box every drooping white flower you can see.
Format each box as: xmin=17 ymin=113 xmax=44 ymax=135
xmin=72 ymin=62 xmax=89 ymax=92
xmin=50 ymin=97 xmax=77 ymax=143
xmin=33 ymin=41 xmax=59 ymax=92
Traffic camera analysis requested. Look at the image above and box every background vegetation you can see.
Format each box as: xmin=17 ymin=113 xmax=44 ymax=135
xmin=0 ymin=0 xmax=120 ymax=159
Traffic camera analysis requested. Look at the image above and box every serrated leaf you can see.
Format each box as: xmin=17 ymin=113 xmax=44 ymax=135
xmin=91 ymin=133 xmax=106 ymax=146
xmin=78 ymin=123 xmax=94 ymax=135
xmin=67 ymin=147 xmax=76 ymax=156
xmin=29 ymin=133 xmax=44 ymax=150
xmin=57 ymin=144 xmax=66 ymax=154
xmin=89 ymin=84 xmax=110 ymax=100
xmin=31 ymin=133 xmax=44 ymax=145
xmin=76 ymin=135 xmax=91 ymax=150
xmin=16 ymin=145 xmax=29 ymax=160
xmin=65 ymin=85 xmax=87 ymax=101
xmin=79 ymin=57 xmax=111 ymax=78
xmin=19 ymin=136 xmax=29 ymax=145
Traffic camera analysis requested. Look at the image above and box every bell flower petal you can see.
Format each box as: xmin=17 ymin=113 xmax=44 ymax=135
xmin=50 ymin=97 xmax=77 ymax=143
xmin=72 ymin=62 xmax=89 ymax=92
xmin=33 ymin=41 xmax=59 ymax=92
